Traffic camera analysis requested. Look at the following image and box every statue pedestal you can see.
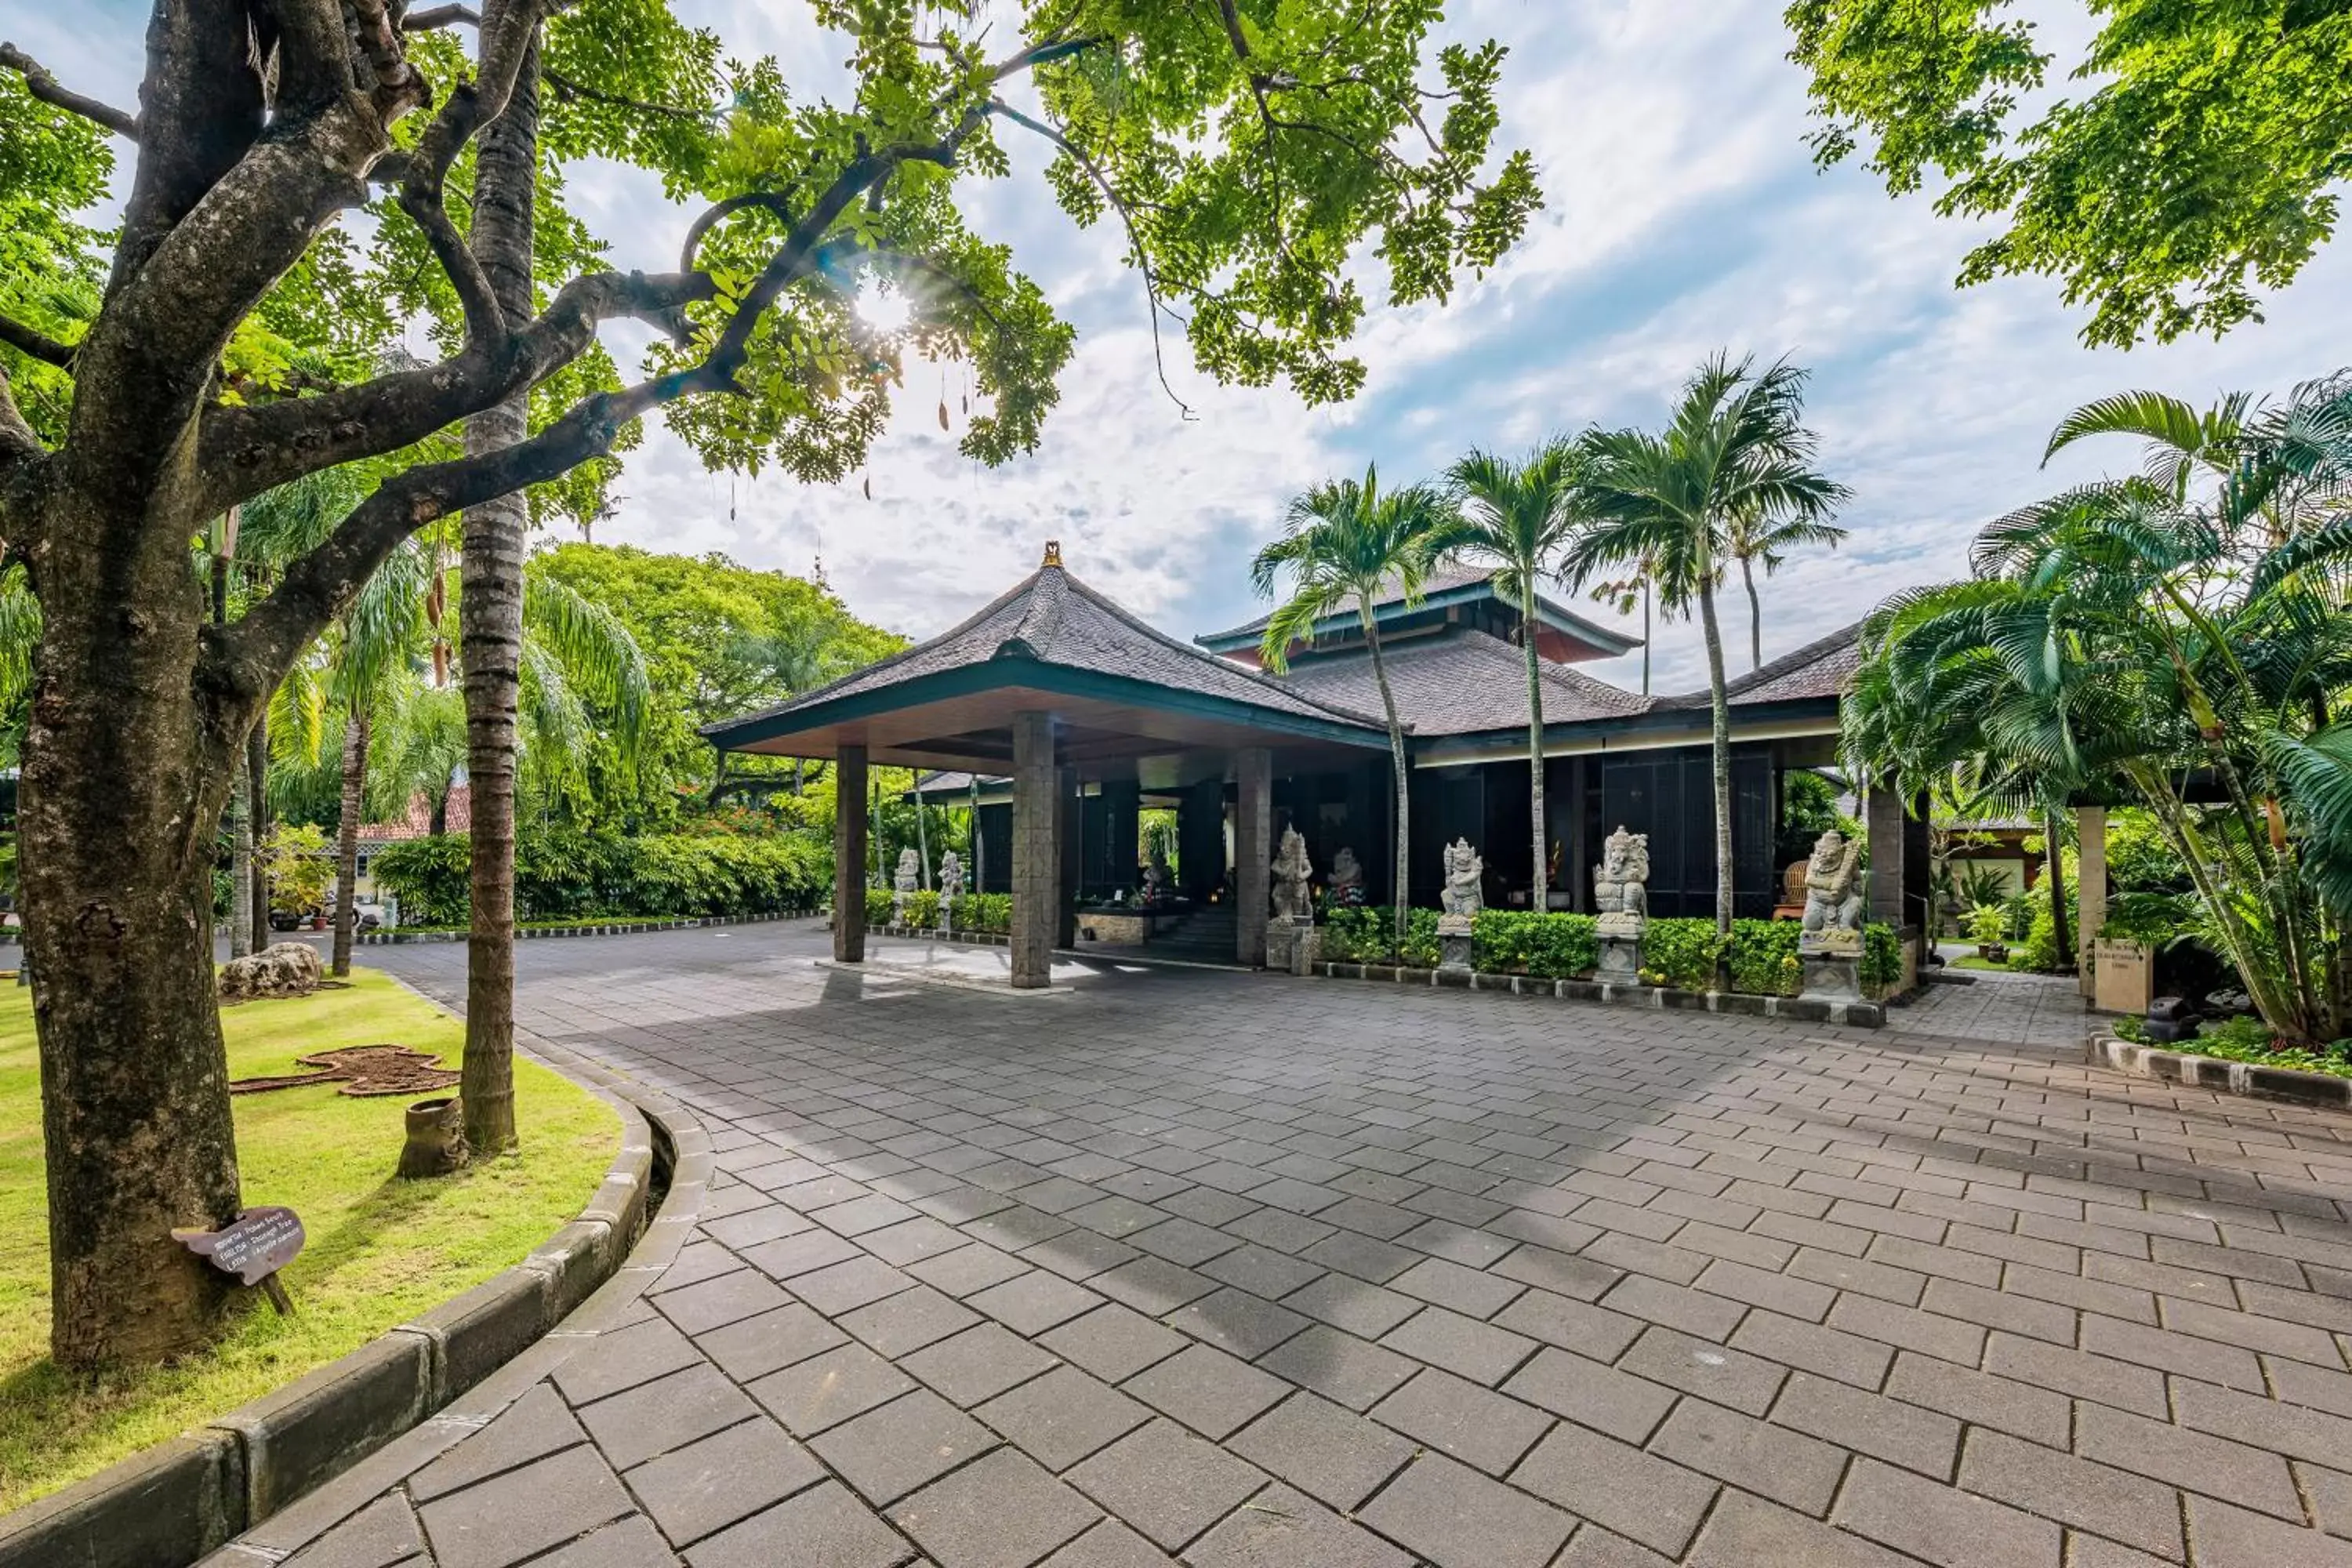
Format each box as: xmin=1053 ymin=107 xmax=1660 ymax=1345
xmin=1265 ymin=918 xmax=1319 ymax=977
xmin=1596 ymin=932 xmax=1642 ymax=982
xmin=1436 ymin=913 xmax=1473 ymax=974
xmin=1798 ymin=951 xmax=1861 ymax=1005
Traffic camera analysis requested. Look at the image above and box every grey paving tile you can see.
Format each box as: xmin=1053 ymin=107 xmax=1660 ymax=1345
xmin=1355 ymin=1453 xmax=1573 ymax=1568
xmin=527 ymin=1514 xmax=681 ymax=1568
xmin=280 ymin=1494 xmax=423 ymax=1568
xmin=811 ymin=1389 xmax=997 ymax=1504
xmin=410 ymin=1384 xmax=583 ymax=1504
xmin=695 ymin=1301 xmax=851 ymax=1381
xmin=418 ymin=1444 xmax=633 ymax=1568
xmin=790 ymin=1255 xmax=920 ymax=1316
xmin=1254 ymin=1323 xmax=1421 ymax=1412
xmin=967 ymin=1269 xmax=1105 ymax=1334
xmin=1181 ymin=1482 xmax=1412 ymax=1568
xmin=891 ymin=1446 xmax=1102 ymax=1568
xmin=1226 ymin=1392 xmax=1415 ymax=1510
xmin=1831 ymin=1456 xmax=2062 ymax=1568
xmin=1039 ymin=1520 xmax=1174 ymax=1567
xmin=578 ymin=1363 xmax=759 ymax=1470
xmin=1066 ymin=1418 xmax=1268 ymax=1552
xmin=683 ymin=1480 xmax=913 ymax=1568
xmin=1388 ymin=1256 xmax=1523 ymax=1319
xmin=1121 ymin=1342 xmax=1288 ymax=1439
xmin=975 ymin=1365 xmax=1151 ymax=1472
xmin=623 ymin=1416 xmax=823 ymax=1547
xmin=837 ymin=1284 xmax=986 ymax=1358
xmin=551 ymin=1316 xmax=705 ymax=1407
xmin=749 ymin=1342 xmax=918 ymax=1436
xmin=1091 ymin=1256 xmax=1219 ymax=1315
xmin=1378 ymin=1305 xmax=1538 ymax=1386
xmin=902 ymin=1323 xmax=1059 ymax=1406
xmin=1163 ymin=1286 xmax=1311 ymax=1359
xmin=1040 ymin=1303 xmax=1190 ymax=1382
xmin=1508 ymin=1421 xmax=1719 ymax=1559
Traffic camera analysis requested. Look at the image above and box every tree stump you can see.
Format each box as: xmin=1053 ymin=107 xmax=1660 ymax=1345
xmin=397 ymin=1097 xmax=470 ymax=1179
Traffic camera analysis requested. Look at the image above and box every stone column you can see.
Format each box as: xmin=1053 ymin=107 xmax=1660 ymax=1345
xmin=834 ymin=745 xmax=868 ymax=964
xmin=2077 ymin=805 xmax=2107 ymax=997
xmin=1866 ymin=782 xmax=1905 ymax=927
xmin=1011 ymin=713 xmax=1058 ymax=989
xmin=1235 ymin=747 xmax=1272 ymax=967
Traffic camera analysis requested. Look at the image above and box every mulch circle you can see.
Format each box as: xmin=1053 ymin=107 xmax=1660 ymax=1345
xmin=230 ymin=1044 xmax=462 ymax=1098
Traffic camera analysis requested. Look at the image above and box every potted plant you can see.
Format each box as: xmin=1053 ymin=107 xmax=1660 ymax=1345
xmin=263 ymin=823 xmax=334 ymax=938
xmin=1966 ymin=904 xmax=2009 ymax=964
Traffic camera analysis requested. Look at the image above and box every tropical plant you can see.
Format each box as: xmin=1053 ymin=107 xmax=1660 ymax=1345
xmin=1588 ymin=557 xmax=1664 ymax=694
xmin=1565 ymin=353 xmax=1850 ymax=936
xmin=1966 ymin=906 xmax=2009 ymax=949
xmin=1253 ymin=464 xmax=1457 ymax=944
xmin=1847 ymin=376 xmax=2352 ymax=1041
xmin=1444 ymin=441 xmax=1591 ymax=912
xmin=1726 ymin=499 xmax=1848 ymax=671
xmin=260 ymin=823 xmax=333 ymax=916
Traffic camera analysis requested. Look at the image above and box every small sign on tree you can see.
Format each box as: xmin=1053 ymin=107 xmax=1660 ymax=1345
xmin=173 ymin=1205 xmax=304 ymax=1314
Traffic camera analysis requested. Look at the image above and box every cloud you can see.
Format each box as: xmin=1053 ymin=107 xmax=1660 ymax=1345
xmin=38 ymin=0 xmax=2352 ymax=699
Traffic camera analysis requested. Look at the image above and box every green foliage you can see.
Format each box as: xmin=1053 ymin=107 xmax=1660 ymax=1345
xmin=2099 ymin=892 xmax=2196 ymax=948
xmin=1396 ymin=909 xmax=1443 ymax=970
xmin=863 ymin=886 xmax=896 ymax=927
xmin=1860 ymin=923 xmax=1904 ymax=993
xmin=373 ymin=829 xmax=826 ymax=927
xmin=2111 ymin=1014 xmax=2151 ymax=1044
xmin=950 ymin=893 xmax=1012 ymax=934
xmin=1787 ymin=0 xmax=2352 ymax=347
xmin=2015 ymin=904 xmax=2071 ymax=975
xmin=1726 ymin=920 xmax=1804 ymax=997
xmin=1639 ymin=919 xmax=1723 ymax=992
xmin=1953 ymin=862 xmax=2011 ymax=914
xmin=1320 ymin=906 xmax=1441 ymax=967
xmin=1966 ymin=905 xmax=2009 ymax=947
xmin=261 ymin=825 xmax=334 ymax=915
xmin=1472 ymin=912 xmax=1599 ymax=979
xmin=2105 ymin=808 xmax=2189 ymax=895
xmin=2198 ymin=1014 xmax=2279 ymax=1054
xmin=899 ymin=890 xmax=942 ymax=930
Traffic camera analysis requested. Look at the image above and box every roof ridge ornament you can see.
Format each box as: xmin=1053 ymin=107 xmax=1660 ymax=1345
xmin=1041 ymin=540 xmax=1063 ymax=568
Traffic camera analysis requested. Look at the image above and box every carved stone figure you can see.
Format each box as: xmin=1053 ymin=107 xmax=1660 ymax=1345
xmin=1272 ymin=826 xmax=1314 ymax=923
xmin=1141 ymin=841 xmax=1170 ymax=905
xmin=1327 ymin=847 xmax=1365 ymax=906
xmin=1592 ymin=826 xmax=1650 ymax=937
xmin=937 ymin=851 xmax=964 ymax=924
xmin=892 ymin=848 xmax=921 ymax=925
xmin=1798 ymin=828 xmax=1865 ymax=953
xmin=1439 ymin=839 xmax=1484 ymax=927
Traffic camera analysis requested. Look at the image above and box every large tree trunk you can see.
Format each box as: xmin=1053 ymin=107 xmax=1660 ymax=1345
xmin=22 ymin=489 xmax=244 ymax=1368
xmin=458 ymin=15 xmax=540 ymax=1159
xmin=246 ymin=714 xmax=270 ymax=952
xmin=1697 ymin=574 xmax=1734 ymax=937
xmin=332 ymin=705 xmax=370 ymax=977
xmin=1523 ymin=582 xmax=1548 ymax=911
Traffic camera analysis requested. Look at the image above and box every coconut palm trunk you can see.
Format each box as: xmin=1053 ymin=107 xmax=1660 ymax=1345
xmin=1741 ymin=554 xmax=1763 ymax=672
xmin=1697 ymin=568 xmax=1735 ymax=937
xmin=1523 ymin=581 xmax=1548 ymax=909
xmin=1359 ymin=596 xmax=1413 ymax=946
xmin=458 ymin=11 xmax=540 ymax=1158
xmin=229 ymin=774 xmax=253 ymax=959
xmin=332 ymin=706 xmax=370 ymax=977
xmin=246 ymin=717 xmax=270 ymax=952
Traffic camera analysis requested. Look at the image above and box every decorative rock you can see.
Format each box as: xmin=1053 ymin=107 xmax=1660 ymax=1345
xmin=219 ymin=941 xmax=324 ymax=1001
xmin=1438 ymin=838 xmax=1483 ymax=938
xmin=1797 ymin=828 xmax=1865 ymax=956
xmin=1272 ymin=826 xmax=1314 ymax=924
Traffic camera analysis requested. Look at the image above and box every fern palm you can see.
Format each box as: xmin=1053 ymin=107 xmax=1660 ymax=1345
xmin=1251 ymin=463 xmax=1455 ymax=944
xmin=1444 ymin=440 xmax=1591 ymax=911
xmin=1564 ymin=353 xmax=1849 ymax=936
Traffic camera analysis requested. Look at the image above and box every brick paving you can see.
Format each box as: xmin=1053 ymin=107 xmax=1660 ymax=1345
xmin=243 ymin=924 xmax=2352 ymax=1566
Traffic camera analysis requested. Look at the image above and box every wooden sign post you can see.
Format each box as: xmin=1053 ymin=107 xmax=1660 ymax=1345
xmin=173 ymin=1205 xmax=304 ymax=1315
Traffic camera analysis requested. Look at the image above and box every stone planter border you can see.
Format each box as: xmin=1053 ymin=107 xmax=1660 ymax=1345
xmin=357 ymin=910 xmax=805 ymax=945
xmin=2087 ymin=1031 xmax=2352 ymax=1110
xmin=1309 ymin=960 xmax=1886 ymax=1028
xmin=862 ymin=922 xmax=1011 ymax=946
xmin=0 ymin=1034 xmax=710 ymax=1568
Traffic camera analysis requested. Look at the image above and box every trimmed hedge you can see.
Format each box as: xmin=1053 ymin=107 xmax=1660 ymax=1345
xmin=1321 ymin=906 xmax=1440 ymax=967
xmin=372 ymin=830 xmax=827 ymax=927
xmin=1472 ymin=911 xmax=1599 ymax=978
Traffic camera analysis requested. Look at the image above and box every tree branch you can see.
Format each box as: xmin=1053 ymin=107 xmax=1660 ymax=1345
xmin=0 ymin=364 xmax=45 ymax=473
xmin=0 ymin=42 xmax=139 ymax=140
xmin=401 ymin=3 xmax=482 ymax=30
xmin=0 ymin=311 xmax=76 ymax=369
xmin=546 ymin=67 xmax=713 ymax=121
xmin=679 ymin=191 xmax=797 ymax=272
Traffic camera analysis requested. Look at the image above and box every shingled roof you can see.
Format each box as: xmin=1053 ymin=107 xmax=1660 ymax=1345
xmin=702 ymin=556 xmax=1392 ymax=745
xmin=1276 ymin=626 xmax=1655 ymax=736
xmin=1656 ymin=621 xmax=1862 ymax=710
xmin=1196 ymin=561 xmax=1637 ymax=658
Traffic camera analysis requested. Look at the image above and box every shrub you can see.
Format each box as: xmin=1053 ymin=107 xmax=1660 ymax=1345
xmin=1725 ymin=919 xmax=1802 ymax=997
xmin=1640 ymin=919 xmax=1722 ymax=991
xmin=863 ymin=886 xmax=895 ymax=926
xmin=2198 ymin=1014 xmax=2275 ymax=1052
xmin=950 ymin=892 xmax=1012 ymax=932
xmin=2112 ymin=1014 xmax=2150 ymax=1044
xmin=1319 ymin=906 xmax=1393 ymax=962
xmin=1472 ymin=911 xmax=1599 ymax=978
xmin=1396 ymin=909 xmax=1442 ymax=969
xmin=2096 ymin=891 xmax=2194 ymax=947
xmin=2014 ymin=906 xmax=2070 ymax=973
xmin=1860 ymin=923 xmax=1904 ymax=995
xmin=1965 ymin=905 xmax=2009 ymax=947
xmin=373 ymin=830 xmax=827 ymax=927
xmin=901 ymin=889 xmax=942 ymax=929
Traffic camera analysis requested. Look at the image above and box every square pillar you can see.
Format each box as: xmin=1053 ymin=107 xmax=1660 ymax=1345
xmin=833 ymin=745 xmax=868 ymax=963
xmin=1011 ymin=713 xmax=1058 ymax=989
xmin=1102 ymin=779 xmax=1142 ymax=895
xmin=2077 ymin=805 xmax=2107 ymax=996
xmin=1235 ymin=747 xmax=1272 ymax=967
xmin=1058 ymin=766 xmax=1081 ymax=949
xmin=1866 ymin=782 xmax=1905 ymax=927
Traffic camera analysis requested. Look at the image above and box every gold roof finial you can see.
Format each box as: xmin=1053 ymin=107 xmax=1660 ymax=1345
xmin=1042 ymin=540 xmax=1063 ymax=568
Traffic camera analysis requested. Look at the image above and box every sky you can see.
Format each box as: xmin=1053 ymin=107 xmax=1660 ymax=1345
xmin=21 ymin=1 xmax=2352 ymax=693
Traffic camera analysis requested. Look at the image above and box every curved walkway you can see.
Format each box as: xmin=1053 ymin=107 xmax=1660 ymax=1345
xmin=234 ymin=924 xmax=2352 ymax=1566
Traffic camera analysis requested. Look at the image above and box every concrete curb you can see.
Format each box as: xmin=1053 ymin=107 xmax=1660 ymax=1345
xmin=357 ymin=910 xmax=809 ymax=945
xmin=0 ymin=1033 xmax=709 ymax=1568
xmin=2086 ymin=1031 xmax=2352 ymax=1110
xmin=1309 ymin=960 xmax=1888 ymax=1029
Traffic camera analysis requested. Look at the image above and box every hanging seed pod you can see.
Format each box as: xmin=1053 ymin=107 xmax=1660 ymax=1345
xmin=862 ymin=474 xmax=873 ymax=500
xmin=938 ymin=398 xmax=950 ymax=430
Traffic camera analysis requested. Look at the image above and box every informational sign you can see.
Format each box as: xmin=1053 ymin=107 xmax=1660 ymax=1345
xmin=173 ymin=1206 xmax=304 ymax=1312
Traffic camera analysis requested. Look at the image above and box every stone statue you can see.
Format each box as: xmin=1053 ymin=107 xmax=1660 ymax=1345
xmin=1328 ymin=847 xmax=1366 ymax=906
xmin=1799 ymin=828 xmax=1865 ymax=953
xmin=1141 ymin=840 xmax=1170 ymax=905
xmin=1593 ymin=826 xmax=1650 ymax=937
xmin=937 ymin=850 xmax=964 ymax=924
xmin=1272 ymin=826 xmax=1314 ymax=923
xmin=1439 ymin=839 xmax=1484 ymax=925
xmin=891 ymin=848 xmax=921 ymax=925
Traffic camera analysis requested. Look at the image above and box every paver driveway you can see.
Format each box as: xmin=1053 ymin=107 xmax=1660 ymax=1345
xmin=240 ymin=924 xmax=2352 ymax=1566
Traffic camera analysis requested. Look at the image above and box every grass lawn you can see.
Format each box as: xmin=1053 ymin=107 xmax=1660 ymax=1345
xmin=0 ymin=968 xmax=619 ymax=1512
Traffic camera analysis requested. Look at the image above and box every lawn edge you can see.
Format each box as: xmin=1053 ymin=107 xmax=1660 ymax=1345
xmin=0 ymin=1000 xmax=710 ymax=1568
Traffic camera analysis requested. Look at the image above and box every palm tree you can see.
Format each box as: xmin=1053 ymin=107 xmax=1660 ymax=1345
xmin=1251 ymin=464 xmax=1455 ymax=946
xmin=1726 ymin=503 xmax=1848 ymax=671
xmin=1565 ymin=354 xmax=1849 ymax=937
xmin=325 ymin=539 xmax=431 ymax=975
xmin=1588 ymin=557 xmax=1664 ymax=694
xmin=1445 ymin=441 xmax=1589 ymax=912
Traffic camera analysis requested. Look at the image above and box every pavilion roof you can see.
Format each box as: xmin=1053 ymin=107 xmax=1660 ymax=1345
xmin=1194 ymin=561 xmax=1638 ymax=659
xmin=1656 ymin=621 xmax=1863 ymax=710
xmin=1277 ymin=626 xmax=1656 ymax=736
